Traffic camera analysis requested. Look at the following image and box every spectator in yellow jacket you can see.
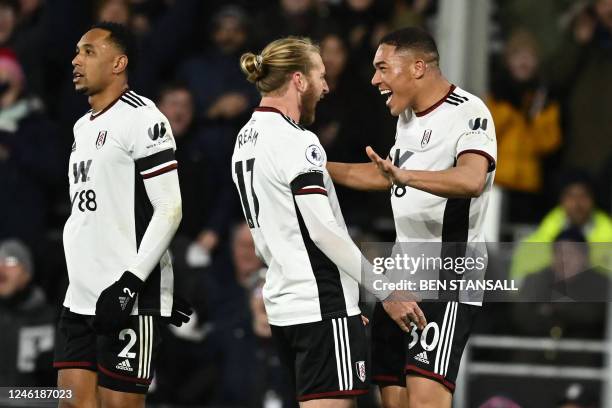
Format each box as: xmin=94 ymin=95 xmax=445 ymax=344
xmin=487 ymin=29 xmax=562 ymax=223
xmin=511 ymin=171 xmax=612 ymax=282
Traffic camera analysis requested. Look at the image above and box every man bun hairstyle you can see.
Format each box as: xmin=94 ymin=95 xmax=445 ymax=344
xmin=240 ymin=52 xmax=265 ymax=82
xmin=379 ymin=27 xmax=440 ymax=64
xmin=240 ymin=37 xmax=320 ymax=95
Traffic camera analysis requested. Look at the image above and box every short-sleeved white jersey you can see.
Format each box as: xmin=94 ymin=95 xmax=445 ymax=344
xmin=390 ymin=85 xmax=496 ymax=243
xmin=63 ymin=90 xmax=176 ymax=316
xmin=389 ymin=85 xmax=497 ymax=305
xmin=231 ymin=107 xmax=360 ymax=326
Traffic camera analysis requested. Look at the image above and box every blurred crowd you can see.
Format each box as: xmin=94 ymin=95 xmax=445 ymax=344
xmin=0 ymin=0 xmax=612 ymax=407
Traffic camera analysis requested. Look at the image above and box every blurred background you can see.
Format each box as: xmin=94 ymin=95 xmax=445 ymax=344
xmin=0 ymin=0 xmax=611 ymax=406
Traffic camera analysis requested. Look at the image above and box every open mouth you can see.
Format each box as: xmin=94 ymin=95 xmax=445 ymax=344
xmin=380 ymin=89 xmax=393 ymax=106
xmin=73 ymin=73 xmax=84 ymax=82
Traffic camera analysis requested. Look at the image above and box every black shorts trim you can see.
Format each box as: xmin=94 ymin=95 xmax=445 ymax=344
xmin=371 ymin=375 xmax=403 ymax=387
xmin=405 ymin=364 xmax=455 ymax=392
xmin=53 ymin=361 xmax=94 ymax=369
xmin=299 ymin=389 xmax=368 ymax=401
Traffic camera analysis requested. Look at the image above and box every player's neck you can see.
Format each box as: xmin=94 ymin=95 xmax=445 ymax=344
xmin=259 ymin=95 xmax=301 ymax=124
xmin=89 ymin=82 xmax=129 ymax=114
xmin=413 ymin=77 xmax=452 ymax=114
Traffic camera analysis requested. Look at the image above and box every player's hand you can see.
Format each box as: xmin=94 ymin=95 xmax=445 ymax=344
xmin=197 ymin=229 xmax=219 ymax=252
xmin=361 ymin=315 xmax=369 ymax=326
xmin=382 ymin=291 xmax=426 ymax=332
xmin=93 ymin=271 xmax=143 ymax=333
xmin=166 ymin=296 xmax=193 ymax=327
xmin=366 ymin=146 xmax=407 ymax=187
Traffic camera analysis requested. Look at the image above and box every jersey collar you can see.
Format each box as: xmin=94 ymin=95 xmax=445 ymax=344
xmin=254 ymin=106 xmax=305 ymax=130
xmin=414 ymin=84 xmax=456 ymax=117
xmin=89 ymin=88 xmax=129 ymax=121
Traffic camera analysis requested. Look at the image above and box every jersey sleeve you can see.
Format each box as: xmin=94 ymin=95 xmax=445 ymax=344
xmin=128 ymin=107 xmax=178 ymax=179
xmin=278 ymin=131 xmax=327 ymax=184
xmin=455 ymin=103 xmax=497 ymax=172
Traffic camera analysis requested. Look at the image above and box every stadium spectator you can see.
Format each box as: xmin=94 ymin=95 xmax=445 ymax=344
xmin=314 ymin=32 xmax=394 ymax=161
xmin=178 ymin=5 xmax=257 ymax=124
xmin=248 ymin=275 xmax=296 ymax=408
xmin=0 ymin=48 xmax=62 ymax=254
xmin=547 ymin=0 xmax=612 ymax=175
xmin=328 ymin=0 xmax=394 ymax=81
xmin=0 ymin=0 xmax=18 ymax=47
xmin=203 ymin=222 xmax=263 ymax=406
xmin=0 ymin=239 xmax=55 ymax=387
xmin=488 ymin=29 xmax=562 ymax=223
xmin=519 ymin=228 xmax=609 ymax=302
xmin=511 ymin=171 xmax=612 ymax=281
xmin=254 ymin=0 xmax=326 ymax=47
xmin=96 ymin=0 xmax=130 ymax=25
xmin=312 ymin=31 xmax=394 ymax=229
xmin=388 ymin=0 xmax=436 ymax=31
xmin=513 ymin=228 xmax=608 ymax=342
xmin=232 ymin=222 xmax=263 ymax=289
xmin=158 ymin=82 xmax=236 ymax=258
xmin=11 ymin=0 xmax=47 ymax=97
xmin=494 ymin=0 xmax=575 ymax=61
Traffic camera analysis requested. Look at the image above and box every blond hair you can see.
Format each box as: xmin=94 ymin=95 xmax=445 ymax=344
xmin=240 ymin=37 xmax=320 ymax=95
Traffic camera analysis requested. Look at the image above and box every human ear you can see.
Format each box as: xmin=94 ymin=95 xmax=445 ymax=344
xmin=413 ymin=59 xmax=426 ymax=79
xmin=113 ymin=55 xmax=128 ymax=74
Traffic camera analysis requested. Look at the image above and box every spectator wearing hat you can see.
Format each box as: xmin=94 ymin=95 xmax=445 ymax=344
xmin=0 ymin=48 xmax=62 ymax=256
xmin=0 ymin=239 xmax=56 ymax=386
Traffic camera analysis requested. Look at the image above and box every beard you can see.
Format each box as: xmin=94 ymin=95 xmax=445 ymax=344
xmin=299 ymin=83 xmax=318 ymax=125
xmin=75 ymin=86 xmax=90 ymax=95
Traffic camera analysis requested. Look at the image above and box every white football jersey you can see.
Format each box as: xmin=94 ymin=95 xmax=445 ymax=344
xmin=231 ymin=107 xmax=360 ymax=326
xmin=389 ymin=85 xmax=497 ymax=305
xmin=63 ymin=90 xmax=176 ymax=316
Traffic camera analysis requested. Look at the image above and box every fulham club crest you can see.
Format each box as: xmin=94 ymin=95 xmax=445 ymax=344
xmin=421 ymin=129 xmax=432 ymax=148
xmin=355 ymin=361 xmax=366 ymax=382
xmin=96 ymin=130 xmax=107 ymax=149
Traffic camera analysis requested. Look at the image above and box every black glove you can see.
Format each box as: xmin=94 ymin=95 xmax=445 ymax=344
xmin=166 ymin=296 xmax=193 ymax=327
xmin=94 ymin=271 xmax=144 ymax=333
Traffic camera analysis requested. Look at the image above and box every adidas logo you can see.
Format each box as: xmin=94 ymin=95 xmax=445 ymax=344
xmin=116 ymin=359 xmax=133 ymax=372
xmin=118 ymin=296 xmax=130 ymax=311
xmin=414 ymin=351 xmax=430 ymax=365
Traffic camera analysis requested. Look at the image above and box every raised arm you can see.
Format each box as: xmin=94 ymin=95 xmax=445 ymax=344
xmin=327 ymin=161 xmax=391 ymax=191
xmin=367 ymin=147 xmax=490 ymax=198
